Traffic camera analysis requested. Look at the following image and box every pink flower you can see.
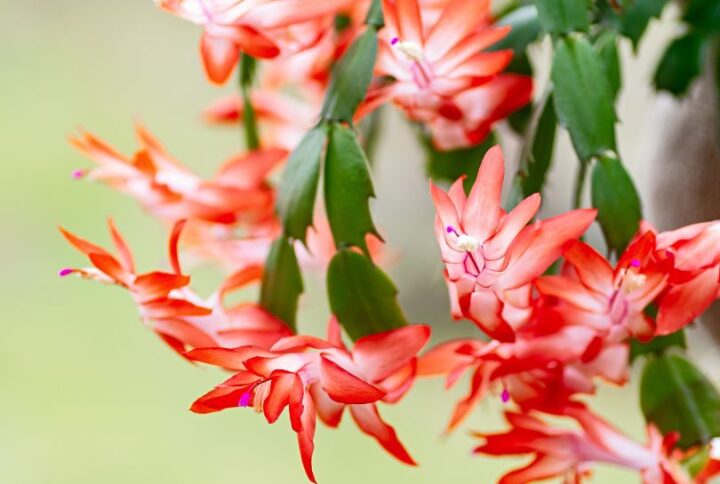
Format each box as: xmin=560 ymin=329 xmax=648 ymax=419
xmin=360 ymin=0 xmax=532 ymax=148
xmin=187 ymin=319 xmax=431 ymax=482
xmin=430 ymin=146 xmax=596 ymax=342
xmin=156 ymin=0 xmax=357 ymax=84
xmin=475 ymin=405 xmax=691 ymax=484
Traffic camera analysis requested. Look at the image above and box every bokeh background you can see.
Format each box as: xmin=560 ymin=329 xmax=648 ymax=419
xmin=2 ymin=1 xmax=715 ymax=483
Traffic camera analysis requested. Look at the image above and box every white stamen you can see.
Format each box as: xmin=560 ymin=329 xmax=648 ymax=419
xmin=620 ymin=271 xmax=646 ymax=294
xmin=456 ymin=235 xmax=480 ymax=252
xmin=395 ymin=40 xmax=424 ymax=62
xmin=252 ymin=381 xmax=271 ymax=413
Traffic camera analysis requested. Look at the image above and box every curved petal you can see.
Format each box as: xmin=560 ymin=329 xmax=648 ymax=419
xmin=461 ymin=145 xmax=504 ymax=242
xmin=319 ymin=356 xmax=386 ymax=404
xmin=185 ymin=347 xmax=262 ymax=370
xmin=107 ymin=218 xmax=135 ymax=273
xmin=88 ymin=252 xmax=130 ymax=285
xmin=352 ymin=325 xmax=431 ymax=381
xmin=485 ymin=193 xmax=541 ymax=260
xmin=417 ymin=339 xmax=479 ymax=376
xmin=564 ymin=241 xmax=614 ymax=294
xmin=425 ymin=0 xmax=490 ymax=61
xmin=535 ymin=276 xmax=606 ymax=313
xmin=309 ymin=382 xmax=344 ymax=428
xmin=190 ymin=386 xmax=246 ymax=414
xmin=296 ymin=392 xmax=317 ymax=483
xmin=468 ymin=288 xmax=515 ymax=342
xmin=501 ymin=208 xmax=596 ymax=290
xmin=350 ymin=404 xmax=417 ymax=466
xmin=264 ymin=372 xmax=303 ymax=424
xmin=429 ymin=182 xmax=461 ymax=233
xmin=200 ymin=32 xmax=240 ymax=84
xmin=395 ymin=0 xmax=424 ymax=45
xmin=656 ymin=268 xmax=720 ymax=335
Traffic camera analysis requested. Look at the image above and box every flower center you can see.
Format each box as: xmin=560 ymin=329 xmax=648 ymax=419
xmin=617 ymin=260 xmax=647 ymax=295
xmin=391 ymin=37 xmax=432 ymax=89
xmin=456 ymin=234 xmax=480 ymax=252
xmin=393 ymin=39 xmax=424 ymax=62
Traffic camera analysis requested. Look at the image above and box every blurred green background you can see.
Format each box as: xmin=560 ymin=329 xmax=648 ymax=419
xmin=0 ymin=1 xmax=692 ymax=483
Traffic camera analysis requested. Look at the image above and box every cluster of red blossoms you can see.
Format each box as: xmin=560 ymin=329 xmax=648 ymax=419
xmin=59 ymin=0 xmax=720 ymax=482
xmin=425 ymin=147 xmax=720 ymax=483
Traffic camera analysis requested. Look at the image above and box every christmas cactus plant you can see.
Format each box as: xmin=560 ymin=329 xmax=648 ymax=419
xmin=60 ymin=0 xmax=720 ymax=482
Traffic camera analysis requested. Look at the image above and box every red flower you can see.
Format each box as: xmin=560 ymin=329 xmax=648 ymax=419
xmin=156 ymin=0 xmax=358 ymax=84
xmin=71 ymin=125 xmax=281 ymax=226
xmin=430 ymin=146 xmax=596 ymax=341
xmin=535 ymin=233 xmax=670 ymax=342
xmin=361 ymin=0 xmax=532 ymax=148
xmin=60 ymin=220 xmax=291 ymax=357
xmin=188 ymin=319 xmax=430 ymax=482
xmin=204 ymin=89 xmax=318 ymax=151
xmin=418 ymin=321 xmax=628 ymax=431
xmin=646 ymin=221 xmax=720 ymax=335
xmin=475 ymin=405 xmax=691 ymax=484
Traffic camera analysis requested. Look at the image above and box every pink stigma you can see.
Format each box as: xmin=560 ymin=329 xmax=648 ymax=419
xmin=72 ymin=169 xmax=85 ymax=180
xmin=501 ymin=389 xmax=510 ymax=403
xmin=446 ymin=225 xmax=459 ymax=236
xmin=390 ymin=37 xmax=399 ymax=45
xmin=630 ymin=259 xmax=641 ymax=268
xmin=238 ymin=392 xmax=252 ymax=408
xmin=59 ymin=268 xmax=73 ymax=277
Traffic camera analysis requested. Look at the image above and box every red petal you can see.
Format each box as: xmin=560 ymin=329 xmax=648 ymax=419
xmin=564 ymin=241 xmax=614 ymax=294
xmin=134 ymin=271 xmax=189 ymax=299
xmin=153 ymin=318 xmax=217 ymax=350
xmin=417 ymin=339 xmax=479 ymax=376
xmin=107 ymin=219 xmax=135 ymax=273
xmin=200 ymin=32 xmax=240 ymax=85
xmin=185 ymin=347 xmax=255 ymax=370
xmin=168 ymin=220 xmax=186 ymax=275
xmin=350 ymin=404 xmax=417 ymax=466
xmin=319 ymin=356 xmax=386 ymax=404
xmin=535 ymin=276 xmax=606 ymax=313
xmin=296 ymin=392 xmax=317 ymax=483
xmin=59 ymin=227 xmax=113 ymax=258
xmin=501 ymin=208 xmax=596 ymax=289
xmin=468 ymin=289 xmax=516 ymax=342
xmin=462 ymin=146 xmax=504 ymax=241
xmin=88 ymin=252 xmax=130 ymax=285
xmin=143 ymin=297 xmax=212 ymax=319
xmin=190 ymin=386 xmax=246 ymax=414
xmin=395 ymin=0 xmax=424 ymax=44
xmin=263 ymin=372 xmax=303 ymax=424
xmin=352 ymin=325 xmax=430 ymax=382
xmin=656 ymin=268 xmax=719 ymax=335
xmin=309 ymin=382 xmax=344 ymax=428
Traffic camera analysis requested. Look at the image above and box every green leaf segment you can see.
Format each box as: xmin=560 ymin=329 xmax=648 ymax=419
xmin=260 ymin=0 xmax=410 ymax=340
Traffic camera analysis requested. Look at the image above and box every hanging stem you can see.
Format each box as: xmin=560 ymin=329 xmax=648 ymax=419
xmin=573 ymin=161 xmax=588 ymax=209
xmin=238 ymin=54 xmax=260 ymax=150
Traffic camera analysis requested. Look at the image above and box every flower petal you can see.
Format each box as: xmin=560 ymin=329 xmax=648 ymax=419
xmin=352 ymin=325 xmax=431 ymax=382
xmin=462 ymin=145 xmax=504 ymax=241
xmin=319 ymin=356 xmax=386 ymax=404
xmin=350 ymin=404 xmax=417 ymax=466
xmin=656 ymin=268 xmax=720 ymax=335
